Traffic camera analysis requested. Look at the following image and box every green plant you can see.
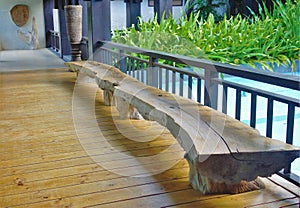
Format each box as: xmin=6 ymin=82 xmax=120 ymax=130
xmin=112 ymin=0 xmax=300 ymax=71
xmin=185 ymin=0 xmax=228 ymax=22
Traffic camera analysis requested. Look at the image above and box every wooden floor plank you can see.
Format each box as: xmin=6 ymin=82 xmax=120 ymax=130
xmin=0 ymin=145 xmax=184 ymax=182
xmin=247 ymin=197 xmax=299 ymax=208
xmin=0 ymin=163 xmax=189 ymax=207
xmin=0 ymin=163 xmax=188 ymax=198
xmin=164 ymin=178 xmax=297 ymax=208
xmin=9 ymin=178 xmax=192 ymax=208
xmin=87 ymin=189 xmax=224 ymax=208
xmin=85 ymin=179 xmax=299 ymax=208
xmin=268 ymin=175 xmax=300 ymax=197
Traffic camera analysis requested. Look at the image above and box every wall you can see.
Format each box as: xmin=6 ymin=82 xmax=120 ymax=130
xmin=111 ymin=0 xmax=184 ymax=30
xmin=0 ymin=0 xmax=45 ymax=50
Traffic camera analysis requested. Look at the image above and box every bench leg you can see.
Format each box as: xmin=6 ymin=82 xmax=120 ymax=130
xmin=184 ymin=153 xmax=264 ymax=194
xmin=115 ymin=97 xmax=142 ymax=120
xmin=129 ymin=105 xmax=142 ymax=120
xmin=103 ymin=90 xmax=115 ymax=106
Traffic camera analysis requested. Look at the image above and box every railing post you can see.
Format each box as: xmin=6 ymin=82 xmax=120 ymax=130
xmin=58 ymin=32 xmax=63 ymax=58
xmin=118 ymin=49 xmax=126 ymax=73
xmin=148 ymin=57 xmax=158 ymax=87
xmin=80 ymin=36 xmax=89 ymax=60
xmin=204 ymin=68 xmax=219 ymax=109
xmin=284 ymin=104 xmax=295 ymax=174
xmin=54 ymin=32 xmax=57 ymax=51
xmin=222 ymin=85 xmax=228 ymax=114
xmin=87 ymin=0 xmax=111 ymax=62
xmin=50 ymin=31 xmax=54 ymax=50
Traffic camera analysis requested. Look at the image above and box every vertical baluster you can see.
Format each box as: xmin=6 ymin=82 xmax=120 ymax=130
xmin=106 ymin=50 xmax=109 ymax=65
xmin=179 ymin=74 xmax=184 ymax=96
xmin=128 ymin=58 xmax=131 ymax=76
xmin=114 ymin=53 xmax=118 ymax=67
xmin=172 ymin=71 xmax=176 ymax=94
xmin=110 ymin=52 xmax=113 ymax=66
xmin=110 ymin=51 xmax=113 ymax=65
xmin=100 ymin=49 xmax=104 ymax=63
xmin=111 ymin=53 xmax=114 ymax=66
xmin=137 ymin=61 xmax=140 ymax=81
xmin=235 ymin=89 xmax=242 ymax=120
xmin=113 ymin=52 xmax=115 ymax=66
xmin=159 ymin=67 xmax=163 ymax=90
xmin=250 ymin=93 xmax=257 ymax=128
xmin=132 ymin=59 xmax=136 ymax=78
xmin=197 ymin=78 xmax=201 ymax=103
xmin=103 ymin=50 xmax=106 ymax=64
xmin=110 ymin=52 xmax=112 ymax=65
xmin=222 ymin=85 xmax=228 ymax=114
xmin=127 ymin=57 xmax=130 ymax=74
xmin=124 ymin=57 xmax=127 ymax=74
xmin=130 ymin=58 xmax=134 ymax=76
xmin=188 ymin=76 xmax=193 ymax=99
xmin=284 ymin=104 xmax=295 ymax=174
xmin=126 ymin=57 xmax=129 ymax=75
xmin=141 ymin=62 xmax=145 ymax=83
xmin=286 ymin=104 xmax=295 ymax=145
xmin=165 ymin=69 xmax=169 ymax=92
xmin=112 ymin=53 xmax=115 ymax=66
xmin=266 ymin=98 xmax=274 ymax=138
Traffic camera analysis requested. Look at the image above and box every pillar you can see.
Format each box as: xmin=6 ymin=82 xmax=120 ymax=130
xmin=125 ymin=0 xmax=142 ymax=29
xmin=154 ymin=0 xmax=172 ymax=22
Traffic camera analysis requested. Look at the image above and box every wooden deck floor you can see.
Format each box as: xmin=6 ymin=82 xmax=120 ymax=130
xmin=0 ymin=69 xmax=299 ymax=208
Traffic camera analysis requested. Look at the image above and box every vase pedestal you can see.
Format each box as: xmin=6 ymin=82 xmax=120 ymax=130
xmin=70 ymin=43 xmax=81 ymax=61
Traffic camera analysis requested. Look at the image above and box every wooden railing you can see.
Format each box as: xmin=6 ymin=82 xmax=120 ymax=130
xmin=94 ymin=40 xmax=300 ymax=185
xmin=49 ymin=30 xmax=62 ymax=58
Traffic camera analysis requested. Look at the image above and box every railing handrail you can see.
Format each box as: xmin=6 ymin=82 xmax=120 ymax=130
xmin=98 ymin=40 xmax=300 ymax=91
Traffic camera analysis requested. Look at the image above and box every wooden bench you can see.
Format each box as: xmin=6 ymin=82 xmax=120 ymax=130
xmin=65 ymin=61 xmax=300 ymax=194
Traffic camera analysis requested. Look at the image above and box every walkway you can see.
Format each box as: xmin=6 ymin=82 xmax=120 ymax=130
xmin=0 ymin=69 xmax=299 ymax=207
xmin=0 ymin=48 xmax=65 ymax=72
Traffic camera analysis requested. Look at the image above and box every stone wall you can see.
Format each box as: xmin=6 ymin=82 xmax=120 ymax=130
xmin=0 ymin=0 xmax=45 ymax=50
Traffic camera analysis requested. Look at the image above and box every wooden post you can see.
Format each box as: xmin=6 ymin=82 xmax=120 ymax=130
xmin=204 ymin=68 xmax=219 ymax=110
xmin=118 ymin=49 xmax=126 ymax=73
xmin=154 ymin=0 xmax=172 ymax=23
xmin=43 ymin=0 xmax=54 ymax=48
xmin=86 ymin=0 xmax=111 ymax=61
xmin=125 ymin=0 xmax=142 ymax=29
xmin=57 ymin=2 xmax=71 ymax=60
xmin=148 ymin=57 xmax=158 ymax=87
xmin=80 ymin=1 xmax=89 ymax=59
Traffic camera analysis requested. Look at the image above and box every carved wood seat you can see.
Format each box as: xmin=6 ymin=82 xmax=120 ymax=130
xmin=65 ymin=61 xmax=300 ymax=194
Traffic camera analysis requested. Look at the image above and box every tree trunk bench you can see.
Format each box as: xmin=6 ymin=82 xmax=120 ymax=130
xmin=65 ymin=61 xmax=300 ymax=194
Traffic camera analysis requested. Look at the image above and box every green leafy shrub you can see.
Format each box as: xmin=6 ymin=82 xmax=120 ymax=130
xmin=112 ymin=0 xmax=299 ymax=71
xmin=185 ymin=0 xmax=229 ymax=22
